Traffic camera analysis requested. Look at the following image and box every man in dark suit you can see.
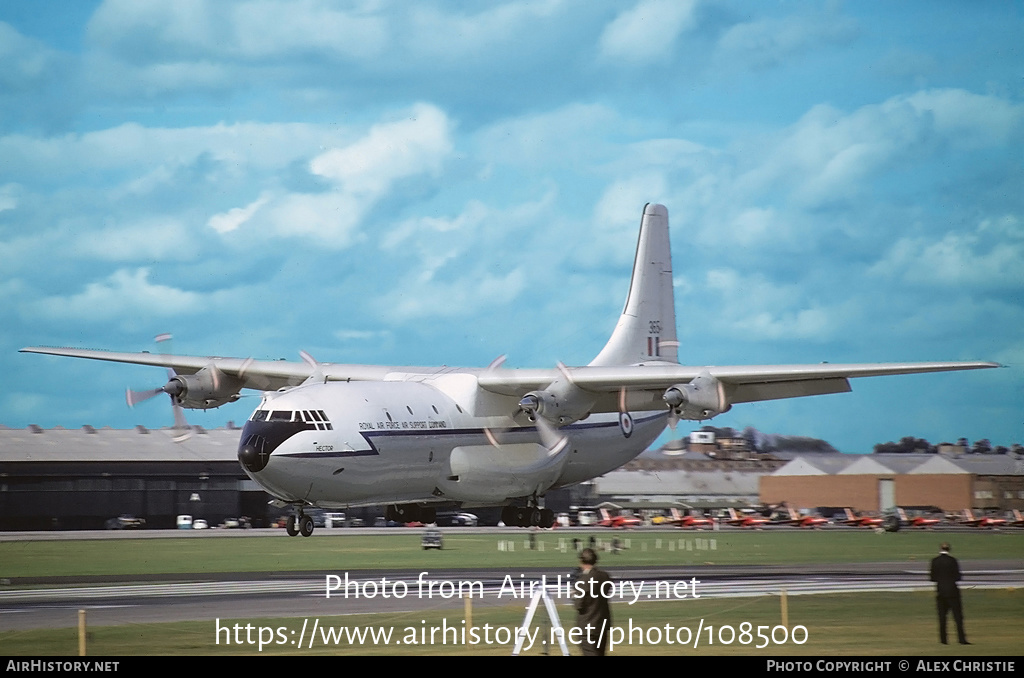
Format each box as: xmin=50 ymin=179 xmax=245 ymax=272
xmin=574 ymin=548 xmax=612 ymax=656
xmin=930 ymin=542 xmax=969 ymax=645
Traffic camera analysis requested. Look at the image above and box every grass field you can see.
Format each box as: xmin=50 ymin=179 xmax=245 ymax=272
xmin=3 ymin=590 xmax=1021 ymax=655
xmin=2 ymin=530 xmax=1022 ymax=579
xmin=2 ymin=530 xmax=1019 ymax=656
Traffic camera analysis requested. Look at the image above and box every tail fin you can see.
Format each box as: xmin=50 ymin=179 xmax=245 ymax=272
xmin=590 ymin=203 xmax=678 ymax=366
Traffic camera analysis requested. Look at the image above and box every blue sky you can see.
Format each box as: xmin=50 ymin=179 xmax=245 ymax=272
xmin=2 ymin=1 xmax=1021 ymax=452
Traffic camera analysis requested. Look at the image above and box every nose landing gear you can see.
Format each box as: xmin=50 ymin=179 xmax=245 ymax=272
xmin=285 ymin=510 xmax=315 ymax=537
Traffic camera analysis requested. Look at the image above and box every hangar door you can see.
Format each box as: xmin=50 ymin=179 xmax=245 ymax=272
xmin=879 ymin=478 xmax=895 ymax=513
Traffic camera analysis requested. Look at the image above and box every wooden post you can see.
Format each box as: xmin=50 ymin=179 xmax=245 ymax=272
xmin=78 ymin=609 xmax=86 ymax=656
xmin=464 ymin=596 xmax=472 ymax=646
xmin=780 ymin=589 xmax=789 ymax=628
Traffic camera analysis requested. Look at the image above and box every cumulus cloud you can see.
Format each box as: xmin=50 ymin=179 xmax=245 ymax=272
xmin=209 ymin=103 xmax=453 ymax=247
xmin=208 ymin=194 xmax=270 ymax=234
xmin=36 ymin=268 xmax=207 ymax=321
xmin=73 ymin=218 xmax=199 ymax=261
xmin=86 ymin=0 xmax=388 ymax=63
xmin=715 ymin=12 xmax=859 ymax=70
xmin=599 ymin=0 xmax=698 ymax=64
xmin=737 ymin=89 xmax=1024 ymax=208
xmin=694 ymin=268 xmax=836 ymax=341
xmin=377 ymin=268 xmax=527 ymax=322
xmin=310 ymin=104 xmax=452 ymax=195
xmin=0 ymin=22 xmax=64 ymax=90
xmin=870 ymin=216 xmax=1024 ymax=290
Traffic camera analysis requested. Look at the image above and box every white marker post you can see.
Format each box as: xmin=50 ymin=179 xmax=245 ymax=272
xmin=512 ymin=583 xmax=570 ymax=656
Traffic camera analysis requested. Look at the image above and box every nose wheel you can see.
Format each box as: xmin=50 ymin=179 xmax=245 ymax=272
xmin=285 ymin=510 xmax=315 ymax=537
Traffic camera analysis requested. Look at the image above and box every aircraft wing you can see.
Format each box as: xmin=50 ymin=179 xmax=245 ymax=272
xmin=19 ymin=346 xmax=392 ymax=392
xmin=476 ymin=360 xmax=1000 ymax=405
xmin=21 ymin=346 xmax=998 ymax=409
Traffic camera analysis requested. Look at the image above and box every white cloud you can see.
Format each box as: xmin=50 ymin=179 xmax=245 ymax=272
xmin=73 ymin=218 xmax=198 ymax=261
xmin=0 ymin=183 xmax=19 ymax=212
xmin=599 ymin=0 xmax=698 ymax=64
xmin=334 ymin=329 xmax=393 ymax=342
xmin=310 ymin=103 xmax=452 ymax=196
xmin=208 ymin=194 xmax=270 ymax=234
xmin=0 ymin=121 xmax=352 ymax=182
xmin=696 ymin=268 xmax=835 ymax=341
xmin=378 ymin=268 xmax=527 ymax=322
xmin=870 ymin=216 xmax=1024 ymax=290
xmin=476 ymin=103 xmax=622 ymax=170
xmin=737 ymin=89 xmax=1024 ymax=208
xmin=37 ymin=268 xmax=207 ymax=321
xmin=716 ymin=13 xmax=859 ymax=70
xmin=406 ymin=0 xmax=566 ymax=61
xmin=0 ymin=22 xmax=63 ymax=89
xmin=209 ymin=104 xmax=453 ymax=247
xmin=87 ymin=0 xmax=388 ymax=62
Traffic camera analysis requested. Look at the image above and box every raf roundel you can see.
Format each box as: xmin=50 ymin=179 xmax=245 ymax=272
xmin=619 ymin=411 xmax=634 ymax=438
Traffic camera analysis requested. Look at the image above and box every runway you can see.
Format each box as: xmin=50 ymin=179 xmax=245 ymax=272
xmin=3 ymin=561 xmax=1022 ymax=631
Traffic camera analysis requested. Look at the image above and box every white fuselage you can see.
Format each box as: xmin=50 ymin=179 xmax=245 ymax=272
xmin=237 ymin=376 xmax=665 ymax=509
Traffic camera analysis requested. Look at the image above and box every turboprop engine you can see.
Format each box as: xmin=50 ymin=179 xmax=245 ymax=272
xmin=663 ymin=372 xmax=731 ymax=421
xmin=164 ymin=365 xmax=244 ymax=409
xmin=518 ymin=375 xmax=595 ymax=426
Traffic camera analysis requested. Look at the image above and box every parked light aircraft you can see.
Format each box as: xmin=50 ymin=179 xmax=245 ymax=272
xmin=724 ymin=507 xmax=769 ymax=528
xmin=773 ymin=508 xmax=829 ymax=528
xmin=958 ymin=509 xmax=1007 ymax=528
xmin=669 ymin=507 xmax=715 ymax=529
xmin=597 ymin=508 xmax=642 ymax=529
xmin=21 ymin=204 xmax=998 ymax=537
xmin=840 ymin=508 xmax=884 ymax=528
xmin=896 ymin=507 xmax=940 ymax=528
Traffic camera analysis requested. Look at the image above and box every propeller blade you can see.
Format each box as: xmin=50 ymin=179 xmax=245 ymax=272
xmin=534 ymin=416 xmax=569 ymax=456
xmin=126 ymin=387 xmax=163 ymax=408
xmin=300 ymin=350 xmax=325 ymax=384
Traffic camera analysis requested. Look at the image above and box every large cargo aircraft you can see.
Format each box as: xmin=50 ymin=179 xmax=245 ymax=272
xmin=22 ymin=204 xmax=997 ymax=536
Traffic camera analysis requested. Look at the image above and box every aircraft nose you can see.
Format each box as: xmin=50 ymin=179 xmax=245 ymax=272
xmin=238 ymin=433 xmax=270 ymax=472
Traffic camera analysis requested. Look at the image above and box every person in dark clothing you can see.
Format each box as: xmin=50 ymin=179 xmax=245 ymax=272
xmin=574 ymin=548 xmax=612 ymax=656
xmin=930 ymin=542 xmax=969 ymax=645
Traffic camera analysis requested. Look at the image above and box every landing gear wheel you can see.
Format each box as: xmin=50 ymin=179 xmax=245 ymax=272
xmin=387 ymin=504 xmax=421 ymax=523
xmin=299 ymin=515 xmax=314 ymax=537
xmin=538 ymin=508 xmax=555 ymax=529
xmin=285 ymin=515 xmax=298 ymax=537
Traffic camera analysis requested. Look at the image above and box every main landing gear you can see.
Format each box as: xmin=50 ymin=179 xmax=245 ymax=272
xmin=385 ymin=504 xmax=436 ymax=524
xmin=501 ymin=505 xmax=555 ymax=528
xmin=285 ymin=509 xmax=315 ymax=537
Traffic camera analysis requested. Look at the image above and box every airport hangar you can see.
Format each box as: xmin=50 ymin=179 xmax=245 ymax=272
xmin=598 ymin=448 xmax=1024 ymax=516
xmin=2 ymin=424 xmax=1022 ymax=530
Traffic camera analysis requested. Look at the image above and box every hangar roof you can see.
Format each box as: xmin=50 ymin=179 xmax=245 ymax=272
xmin=0 ymin=425 xmax=241 ymax=463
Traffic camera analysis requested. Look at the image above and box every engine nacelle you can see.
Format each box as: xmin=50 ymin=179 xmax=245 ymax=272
xmin=518 ymin=380 xmax=595 ymax=426
xmin=663 ymin=373 xmax=731 ymax=421
xmin=165 ymin=365 xmax=243 ymax=409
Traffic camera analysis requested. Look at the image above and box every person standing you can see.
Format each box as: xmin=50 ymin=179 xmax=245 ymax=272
xmin=930 ymin=542 xmax=969 ymax=645
xmin=574 ymin=548 xmax=612 ymax=656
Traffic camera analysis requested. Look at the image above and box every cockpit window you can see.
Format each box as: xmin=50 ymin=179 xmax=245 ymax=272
xmin=269 ymin=411 xmax=291 ymax=421
xmin=251 ymin=410 xmax=268 ymax=422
